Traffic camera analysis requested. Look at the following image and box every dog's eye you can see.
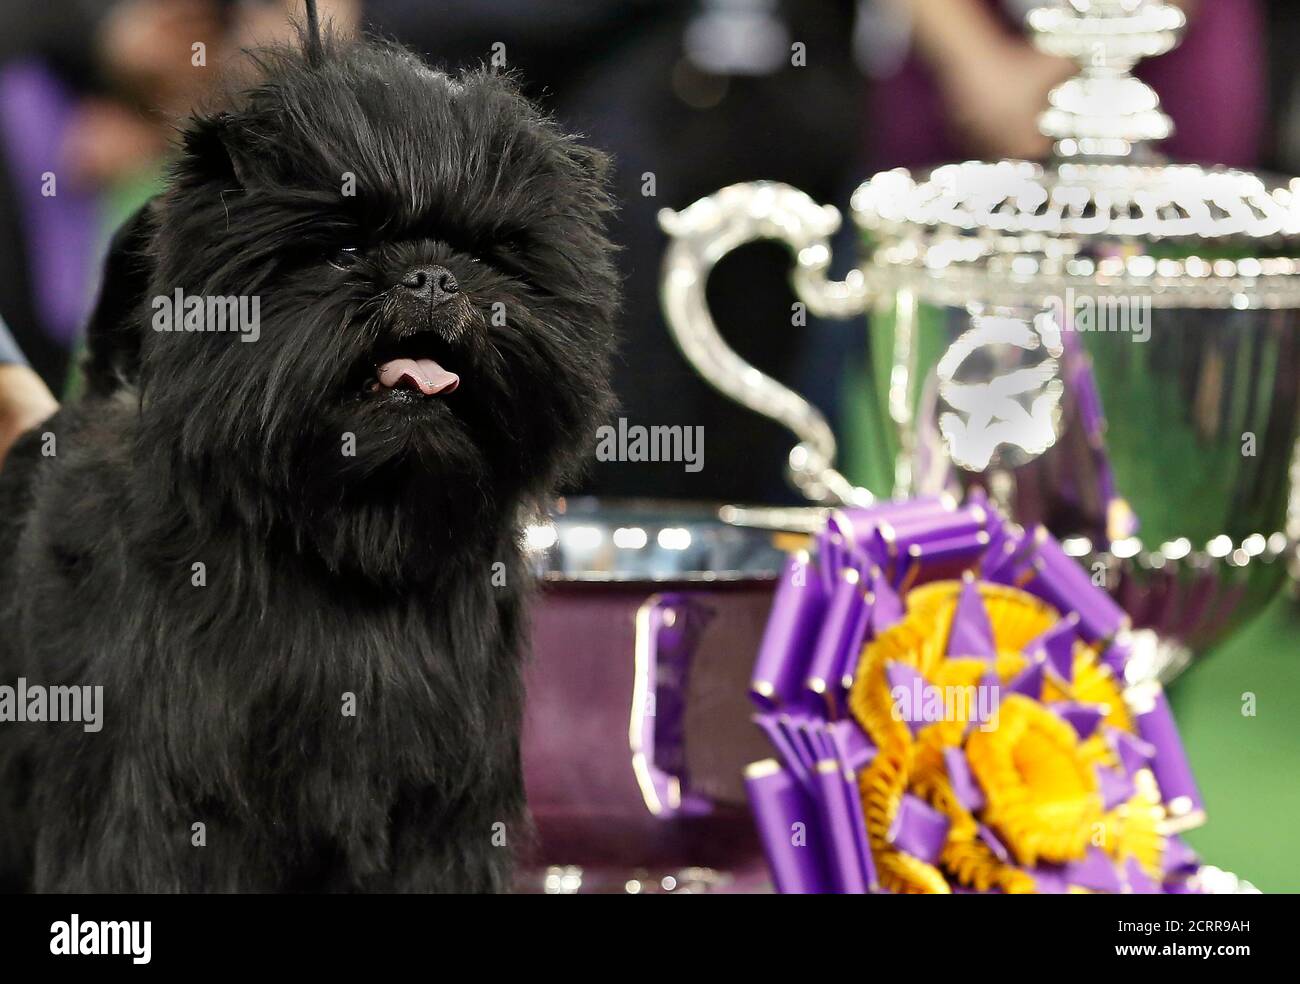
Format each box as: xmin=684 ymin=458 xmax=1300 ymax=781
xmin=329 ymin=248 xmax=360 ymax=271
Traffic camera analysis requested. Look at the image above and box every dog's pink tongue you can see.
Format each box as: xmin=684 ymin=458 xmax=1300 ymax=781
xmin=376 ymin=357 xmax=459 ymax=395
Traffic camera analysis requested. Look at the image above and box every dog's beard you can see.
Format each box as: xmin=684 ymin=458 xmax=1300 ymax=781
xmin=301 ymin=292 xmax=507 ymax=583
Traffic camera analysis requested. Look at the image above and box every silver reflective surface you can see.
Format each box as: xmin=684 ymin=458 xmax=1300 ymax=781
xmin=528 ymin=498 xmax=791 ymax=582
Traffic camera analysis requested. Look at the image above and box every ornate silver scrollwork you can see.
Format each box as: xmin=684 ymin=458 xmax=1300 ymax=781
xmin=937 ymin=307 xmax=1065 ymax=471
xmin=658 ymin=182 xmax=872 ymax=504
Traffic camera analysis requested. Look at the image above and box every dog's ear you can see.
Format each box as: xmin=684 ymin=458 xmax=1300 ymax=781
xmin=181 ymin=112 xmax=258 ymax=190
xmin=80 ymin=199 xmax=158 ymax=399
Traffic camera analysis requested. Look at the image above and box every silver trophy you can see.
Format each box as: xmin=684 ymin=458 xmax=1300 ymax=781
xmin=659 ymin=0 xmax=1300 ymax=683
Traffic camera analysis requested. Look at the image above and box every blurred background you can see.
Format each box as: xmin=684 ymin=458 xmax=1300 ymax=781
xmin=1 ymin=0 xmax=1297 ymax=889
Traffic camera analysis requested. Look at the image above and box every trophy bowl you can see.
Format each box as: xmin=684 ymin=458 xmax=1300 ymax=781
xmin=516 ymin=498 xmax=790 ymax=892
xmin=659 ymin=0 xmax=1300 ymax=682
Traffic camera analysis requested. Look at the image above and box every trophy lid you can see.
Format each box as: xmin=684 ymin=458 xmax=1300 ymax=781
xmin=850 ymin=0 xmax=1300 ymax=309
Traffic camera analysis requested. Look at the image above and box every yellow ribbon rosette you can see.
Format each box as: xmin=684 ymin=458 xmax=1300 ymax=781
xmin=850 ymin=579 xmax=1168 ymax=894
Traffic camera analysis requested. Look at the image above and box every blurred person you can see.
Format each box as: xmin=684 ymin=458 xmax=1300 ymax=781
xmin=0 ymin=319 xmax=58 ymax=467
xmin=0 ymin=0 xmax=358 ymax=392
xmin=0 ymin=0 xmax=221 ymax=390
xmin=863 ymin=0 xmax=1263 ymax=170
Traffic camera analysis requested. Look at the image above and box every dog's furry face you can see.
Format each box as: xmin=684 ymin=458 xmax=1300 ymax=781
xmin=134 ymin=39 xmax=617 ymax=584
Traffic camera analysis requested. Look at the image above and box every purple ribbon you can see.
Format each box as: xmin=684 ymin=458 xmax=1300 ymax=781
xmin=746 ymin=495 xmax=1206 ymax=894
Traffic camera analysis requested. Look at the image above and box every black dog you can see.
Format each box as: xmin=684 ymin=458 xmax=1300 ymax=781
xmin=0 ymin=22 xmax=617 ymax=891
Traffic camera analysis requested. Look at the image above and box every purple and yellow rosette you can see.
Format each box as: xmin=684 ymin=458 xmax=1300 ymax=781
xmin=744 ymin=495 xmax=1206 ymax=894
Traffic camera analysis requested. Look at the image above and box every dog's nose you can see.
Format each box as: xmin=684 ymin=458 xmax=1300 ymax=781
xmin=399 ymin=265 xmax=459 ymax=306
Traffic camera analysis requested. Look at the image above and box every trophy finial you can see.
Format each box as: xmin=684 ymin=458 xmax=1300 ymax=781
xmin=1029 ymin=0 xmax=1186 ymax=158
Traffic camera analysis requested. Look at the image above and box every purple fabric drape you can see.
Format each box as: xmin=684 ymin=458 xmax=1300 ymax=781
xmin=0 ymin=59 xmax=99 ymax=347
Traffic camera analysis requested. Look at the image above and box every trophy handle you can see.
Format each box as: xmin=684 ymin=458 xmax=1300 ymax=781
xmin=659 ymin=182 xmax=873 ymax=505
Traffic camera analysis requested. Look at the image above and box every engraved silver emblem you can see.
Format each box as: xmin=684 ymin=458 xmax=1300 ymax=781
xmin=936 ymin=309 xmax=1064 ymax=472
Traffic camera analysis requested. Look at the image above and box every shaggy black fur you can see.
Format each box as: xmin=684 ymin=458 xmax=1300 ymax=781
xmin=0 ymin=30 xmax=617 ymax=892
